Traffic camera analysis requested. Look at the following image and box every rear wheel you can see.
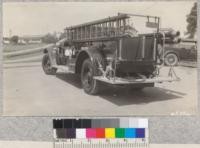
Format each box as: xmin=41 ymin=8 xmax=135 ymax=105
xmin=81 ymin=59 xmax=101 ymax=95
xmin=42 ymin=54 xmax=57 ymax=75
xmin=164 ymin=53 xmax=178 ymax=66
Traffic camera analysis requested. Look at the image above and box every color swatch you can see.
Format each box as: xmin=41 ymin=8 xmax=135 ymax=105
xmin=105 ymin=128 xmax=115 ymax=138
xmin=53 ymin=118 xmax=148 ymax=139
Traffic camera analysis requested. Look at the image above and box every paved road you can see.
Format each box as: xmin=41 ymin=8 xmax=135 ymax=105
xmin=3 ymin=62 xmax=197 ymax=116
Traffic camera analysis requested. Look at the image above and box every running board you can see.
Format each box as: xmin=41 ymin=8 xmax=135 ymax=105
xmin=94 ymin=76 xmax=180 ymax=85
xmin=53 ymin=65 xmax=75 ymax=73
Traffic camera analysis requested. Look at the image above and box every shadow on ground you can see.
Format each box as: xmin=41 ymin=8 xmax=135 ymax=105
xmin=99 ymin=87 xmax=186 ymax=106
xmin=56 ymin=73 xmax=82 ymax=89
xmin=56 ymin=73 xmax=186 ymax=106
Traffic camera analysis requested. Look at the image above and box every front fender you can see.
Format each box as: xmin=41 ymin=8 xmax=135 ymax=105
xmin=43 ymin=44 xmax=55 ymax=54
xmin=164 ymin=48 xmax=180 ymax=60
xmin=43 ymin=44 xmax=57 ymax=66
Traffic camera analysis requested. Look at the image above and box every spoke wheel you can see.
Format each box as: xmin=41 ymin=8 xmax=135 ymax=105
xmin=42 ymin=54 xmax=56 ymax=75
xmin=81 ymin=59 xmax=100 ymax=95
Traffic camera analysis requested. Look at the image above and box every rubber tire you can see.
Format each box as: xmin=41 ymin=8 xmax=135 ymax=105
xmin=42 ymin=54 xmax=57 ymax=75
xmin=164 ymin=53 xmax=178 ymax=66
xmin=81 ymin=59 xmax=101 ymax=95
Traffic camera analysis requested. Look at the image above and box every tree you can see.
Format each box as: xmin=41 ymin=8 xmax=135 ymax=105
xmin=186 ymin=2 xmax=197 ymax=38
xmin=10 ymin=35 xmax=19 ymax=44
xmin=42 ymin=33 xmax=58 ymax=44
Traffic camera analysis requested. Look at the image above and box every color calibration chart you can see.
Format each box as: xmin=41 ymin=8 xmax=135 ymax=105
xmin=53 ymin=118 xmax=149 ymax=148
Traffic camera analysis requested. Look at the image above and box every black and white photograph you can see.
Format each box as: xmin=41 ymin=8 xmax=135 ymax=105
xmin=3 ymin=1 xmax=197 ymax=116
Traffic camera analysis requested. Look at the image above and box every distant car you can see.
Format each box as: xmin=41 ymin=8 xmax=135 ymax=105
xmin=164 ymin=41 xmax=197 ymax=66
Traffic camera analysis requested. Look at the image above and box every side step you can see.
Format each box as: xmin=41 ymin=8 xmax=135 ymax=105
xmin=53 ymin=65 xmax=75 ymax=73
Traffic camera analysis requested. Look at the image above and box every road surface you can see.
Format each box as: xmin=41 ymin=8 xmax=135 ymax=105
xmin=3 ymin=62 xmax=197 ymax=116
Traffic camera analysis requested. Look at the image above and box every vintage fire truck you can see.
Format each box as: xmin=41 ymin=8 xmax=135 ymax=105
xmin=42 ymin=13 xmax=180 ymax=94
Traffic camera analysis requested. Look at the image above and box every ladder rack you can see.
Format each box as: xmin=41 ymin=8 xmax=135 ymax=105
xmin=65 ymin=14 xmax=130 ymax=42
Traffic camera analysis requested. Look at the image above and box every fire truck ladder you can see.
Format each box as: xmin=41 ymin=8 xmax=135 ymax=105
xmin=65 ymin=14 xmax=130 ymax=42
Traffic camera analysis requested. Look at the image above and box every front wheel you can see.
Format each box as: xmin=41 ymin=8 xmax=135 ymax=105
xmin=164 ymin=53 xmax=179 ymax=66
xmin=81 ymin=59 xmax=101 ymax=95
xmin=42 ymin=54 xmax=57 ymax=75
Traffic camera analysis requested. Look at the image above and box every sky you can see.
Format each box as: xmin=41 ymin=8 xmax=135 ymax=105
xmin=3 ymin=1 xmax=196 ymax=37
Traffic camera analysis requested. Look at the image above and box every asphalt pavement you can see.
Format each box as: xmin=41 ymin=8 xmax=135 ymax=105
xmin=3 ymin=62 xmax=197 ymax=116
